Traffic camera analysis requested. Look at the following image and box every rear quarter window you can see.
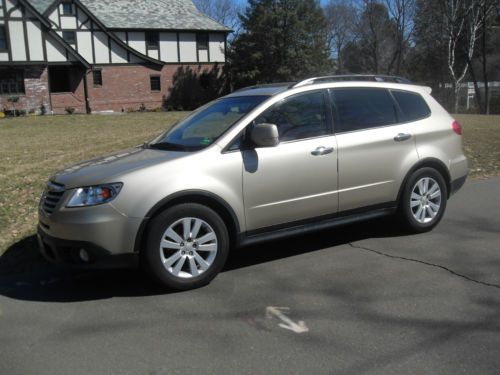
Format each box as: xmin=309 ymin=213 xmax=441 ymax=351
xmin=391 ymin=90 xmax=431 ymax=122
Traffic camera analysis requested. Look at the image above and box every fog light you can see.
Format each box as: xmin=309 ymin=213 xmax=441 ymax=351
xmin=79 ymin=249 xmax=90 ymax=263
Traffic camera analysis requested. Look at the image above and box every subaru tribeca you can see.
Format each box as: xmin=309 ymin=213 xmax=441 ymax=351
xmin=38 ymin=75 xmax=468 ymax=290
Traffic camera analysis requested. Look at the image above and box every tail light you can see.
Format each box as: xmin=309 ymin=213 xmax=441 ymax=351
xmin=452 ymin=120 xmax=462 ymax=135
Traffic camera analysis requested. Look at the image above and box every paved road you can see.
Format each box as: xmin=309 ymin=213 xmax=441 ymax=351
xmin=1 ymin=177 xmax=499 ymax=375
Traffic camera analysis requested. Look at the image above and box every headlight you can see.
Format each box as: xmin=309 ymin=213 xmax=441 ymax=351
xmin=66 ymin=183 xmax=123 ymax=208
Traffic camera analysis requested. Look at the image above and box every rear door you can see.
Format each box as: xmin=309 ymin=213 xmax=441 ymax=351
xmin=330 ymin=87 xmax=419 ymax=212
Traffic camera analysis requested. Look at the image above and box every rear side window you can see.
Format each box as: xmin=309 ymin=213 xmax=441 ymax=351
xmin=331 ymin=88 xmax=397 ymax=132
xmin=391 ymin=90 xmax=431 ymax=122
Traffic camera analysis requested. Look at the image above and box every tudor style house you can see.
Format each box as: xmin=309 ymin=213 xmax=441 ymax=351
xmin=0 ymin=0 xmax=229 ymax=114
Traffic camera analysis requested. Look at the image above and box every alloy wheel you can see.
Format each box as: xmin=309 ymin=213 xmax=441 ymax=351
xmin=159 ymin=217 xmax=218 ymax=278
xmin=410 ymin=177 xmax=442 ymax=224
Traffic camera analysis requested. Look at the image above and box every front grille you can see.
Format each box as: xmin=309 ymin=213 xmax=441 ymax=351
xmin=41 ymin=181 xmax=65 ymax=215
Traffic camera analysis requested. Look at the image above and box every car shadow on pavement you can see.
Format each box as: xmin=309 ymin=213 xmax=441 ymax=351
xmin=0 ymin=217 xmax=408 ymax=303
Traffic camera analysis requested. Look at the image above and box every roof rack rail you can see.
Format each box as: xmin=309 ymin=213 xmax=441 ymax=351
xmin=292 ymin=75 xmax=412 ymax=88
xmin=233 ymin=82 xmax=296 ymax=93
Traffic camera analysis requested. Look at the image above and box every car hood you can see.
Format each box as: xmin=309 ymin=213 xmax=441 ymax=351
xmin=51 ymin=147 xmax=187 ymax=188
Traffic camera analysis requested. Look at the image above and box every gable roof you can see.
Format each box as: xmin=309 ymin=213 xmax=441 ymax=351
xmin=26 ymin=0 xmax=230 ymax=32
xmin=82 ymin=0 xmax=230 ymax=31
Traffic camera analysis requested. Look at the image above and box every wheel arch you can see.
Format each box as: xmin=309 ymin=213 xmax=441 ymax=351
xmin=134 ymin=190 xmax=241 ymax=253
xmin=397 ymin=158 xmax=452 ymax=205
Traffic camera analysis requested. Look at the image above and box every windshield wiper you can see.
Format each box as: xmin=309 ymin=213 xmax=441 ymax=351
xmin=147 ymin=142 xmax=200 ymax=152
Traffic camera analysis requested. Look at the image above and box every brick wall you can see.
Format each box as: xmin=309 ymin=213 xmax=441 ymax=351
xmin=87 ymin=63 xmax=221 ymax=113
xmin=0 ymin=65 xmax=50 ymax=114
xmin=1 ymin=63 xmax=223 ymax=115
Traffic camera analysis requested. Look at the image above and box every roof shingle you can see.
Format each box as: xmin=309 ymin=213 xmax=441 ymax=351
xmin=26 ymin=0 xmax=229 ymax=31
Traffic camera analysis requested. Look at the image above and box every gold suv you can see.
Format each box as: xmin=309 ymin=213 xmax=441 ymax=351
xmin=38 ymin=75 xmax=468 ymax=290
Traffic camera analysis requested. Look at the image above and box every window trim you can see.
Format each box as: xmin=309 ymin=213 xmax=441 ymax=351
xmin=329 ymin=87 xmax=402 ymax=135
xmin=150 ymin=75 xmax=161 ymax=92
xmin=62 ymin=31 xmax=76 ymax=45
xmin=146 ymin=31 xmax=160 ymax=50
xmin=0 ymin=25 xmax=8 ymax=53
xmin=61 ymin=2 xmax=75 ymax=16
xmin=92 ymin=69 xmax=102 ymax=88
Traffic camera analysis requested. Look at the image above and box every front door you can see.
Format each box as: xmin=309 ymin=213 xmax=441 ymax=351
xmin=243 ymin=90 xmax=339 ymax=231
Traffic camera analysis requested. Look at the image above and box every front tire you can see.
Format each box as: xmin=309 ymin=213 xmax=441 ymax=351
xmin=399 ymin=167 xmax=447 ymax=233
xmin=142 ymin=203 xmax=230 ymax=291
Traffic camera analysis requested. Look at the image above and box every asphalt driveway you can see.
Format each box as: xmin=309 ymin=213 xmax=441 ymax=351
xmin=0 ymin=177 xmax=499 ymax=374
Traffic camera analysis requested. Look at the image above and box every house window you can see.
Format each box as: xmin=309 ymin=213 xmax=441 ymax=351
xmin=62 ymin=31 xmax=76 ymax=45
xmin=146 ymin=31 xmax=159 ymax=50
xmin=196 ymin=33 xmax=209 ymax=51
xmin=0 ymin=70 xmax=25 ymax=95
xmin=62 ymin=2 xmax=74 ymax=16
xmin=0 ymin=26 xmax=8 ymax=51
xmin=93 ymin=70 xmax=102 ymax=87
xmin=150 ymin=75 xmax=161 ymax=91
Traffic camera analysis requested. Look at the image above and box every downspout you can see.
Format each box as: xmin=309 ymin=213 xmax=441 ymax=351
xmin=83 ymin=69 xmax=91 ymax=114
xmin=46 ymin=64 xmax=53 ymax=114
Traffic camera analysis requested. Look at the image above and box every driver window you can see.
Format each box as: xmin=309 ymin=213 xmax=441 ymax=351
xmin=254 ymin=91 xmax=329 ymax=142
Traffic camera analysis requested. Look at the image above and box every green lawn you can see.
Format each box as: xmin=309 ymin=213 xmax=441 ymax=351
xmin=0 ymin=112 xmax=498 ymax=256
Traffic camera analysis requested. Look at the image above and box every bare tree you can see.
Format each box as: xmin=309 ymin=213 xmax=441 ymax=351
xmin=384 ymin=0 xmax=416 ymax=75
xmin=441 ymin=0 xmax=492 ymax=113
xmin=193 ymin=0 xmax=242 ymax=35
xmin=324 ymin=0 xmax=359 ymax=73
xmin=358 ymin=0 xmax=394 ymax=74
xmin=476 ymin=0 xmax=497 ymax=114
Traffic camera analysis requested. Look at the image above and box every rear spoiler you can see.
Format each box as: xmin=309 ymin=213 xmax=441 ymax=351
xmin=422 ymin=86 xmax=432 ymax=94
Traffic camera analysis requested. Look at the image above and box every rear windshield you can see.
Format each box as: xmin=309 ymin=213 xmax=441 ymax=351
xmin=391 ymin=90 xmax=431 ymax=122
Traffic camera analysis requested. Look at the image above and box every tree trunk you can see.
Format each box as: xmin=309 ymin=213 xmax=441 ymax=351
xmin=481 ymin=11 xmax=490 ymax=115
xmin=337 ymin=42 xmax=343 ymax=74
xmin=466 ymin=53 xmax=484 ymax=113
xmin=454 ymin=83 xmax=460 ymax=114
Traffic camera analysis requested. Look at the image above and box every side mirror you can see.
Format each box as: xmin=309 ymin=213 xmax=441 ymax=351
xmin=251 ymin=123 xmax=280 ymax=148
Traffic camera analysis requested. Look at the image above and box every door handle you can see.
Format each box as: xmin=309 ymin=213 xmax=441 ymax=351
xmin=311 ymin=146 xmax=334 ymax=156
xmin=394 ymin=133 xmax=412 ymax=142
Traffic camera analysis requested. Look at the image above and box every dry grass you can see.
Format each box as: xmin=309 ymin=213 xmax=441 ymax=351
xmin=0 ymin=113 xmax=498 ymax=256
xmin=0 ymin=113 xmax=187 ymax=255
xmin=455 ymin=115 xmax=500 ymax=179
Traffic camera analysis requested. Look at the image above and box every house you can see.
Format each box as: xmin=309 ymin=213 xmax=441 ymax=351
xmin=0 ymin=0 xmax=229 ymax=114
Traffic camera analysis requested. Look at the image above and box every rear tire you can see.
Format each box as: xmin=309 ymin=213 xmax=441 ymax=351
xmin=398 ymin=167 xmax=447 ymax=233
xmin=142 ymin=203 xmax=230 ymax=291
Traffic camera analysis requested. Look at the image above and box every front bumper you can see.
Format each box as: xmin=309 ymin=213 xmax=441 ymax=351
xmin=38 ymin=194 xmax=143 ymax=266
xmin=37 ymin=227 xmax=138 ymax=268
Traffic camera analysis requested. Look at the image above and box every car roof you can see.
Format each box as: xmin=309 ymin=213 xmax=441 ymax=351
xmin=225 ymin=76 xmax=431 ymax=99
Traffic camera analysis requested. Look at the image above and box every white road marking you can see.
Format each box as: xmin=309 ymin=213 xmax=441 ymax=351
xmin=266 ymin=306 xmax=309 ymax=334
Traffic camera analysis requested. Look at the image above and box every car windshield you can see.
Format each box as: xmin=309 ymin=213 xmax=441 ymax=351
xmin=149 ymin=96 xmax=269 ymax=151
